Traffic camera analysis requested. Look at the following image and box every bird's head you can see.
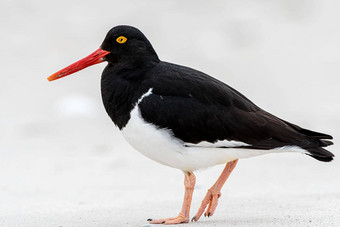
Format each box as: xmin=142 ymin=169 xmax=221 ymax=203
xmin=47 ymin=25 xmax=159 ymax=81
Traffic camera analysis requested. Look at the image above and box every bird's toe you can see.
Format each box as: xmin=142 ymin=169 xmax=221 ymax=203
xmin=148 ymin=214 xmax=189 ymax=225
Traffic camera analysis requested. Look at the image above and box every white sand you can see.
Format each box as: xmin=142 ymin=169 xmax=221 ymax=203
xmin=0 ymin=0 xmax=339 ymax=226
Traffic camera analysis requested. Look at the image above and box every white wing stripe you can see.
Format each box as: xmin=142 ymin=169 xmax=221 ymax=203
xmin=184 ymin=140 xmax=250 ymax=148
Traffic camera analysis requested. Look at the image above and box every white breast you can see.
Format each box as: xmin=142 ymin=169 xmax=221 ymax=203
xmin=121 ymin=89 xmax=306 ymax=172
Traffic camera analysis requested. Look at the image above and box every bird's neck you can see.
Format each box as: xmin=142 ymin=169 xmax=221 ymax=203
xmin=100 ymin=62 xmax=157 ymax=129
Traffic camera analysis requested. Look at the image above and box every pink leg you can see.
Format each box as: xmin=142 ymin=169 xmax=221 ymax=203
xmin=149 ymin=171 xmax=196 ymax=225
xmin=192 ymin=159 xmax=238 ymax=222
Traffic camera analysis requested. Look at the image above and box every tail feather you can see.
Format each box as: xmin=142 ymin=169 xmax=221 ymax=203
xmin=320 ymin=139 xmax=333 ymax=147
xmin=283 ymin=120 xmax=333 ymax=140
xmin=283 ymin=120 xmax=334 ymax=162
xmin=306 ymin=147 xmax=334 ymax=162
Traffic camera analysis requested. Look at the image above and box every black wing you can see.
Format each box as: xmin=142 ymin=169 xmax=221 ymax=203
xmin=138 ymin=62 xmax=334 ymax=161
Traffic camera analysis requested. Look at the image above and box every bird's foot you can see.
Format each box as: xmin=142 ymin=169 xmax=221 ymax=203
xmin=148 ymin=213 xmax=189 ymax=225
xmin=191 ymin=188 xmax=221 ymax=222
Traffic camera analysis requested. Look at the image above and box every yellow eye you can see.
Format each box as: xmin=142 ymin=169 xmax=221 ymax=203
xmin=116 ymin=36 xmax=127 ymax=44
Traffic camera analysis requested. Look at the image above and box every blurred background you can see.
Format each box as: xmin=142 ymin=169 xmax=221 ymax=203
xmin=0 ymin=0 xmax=339 ymax=226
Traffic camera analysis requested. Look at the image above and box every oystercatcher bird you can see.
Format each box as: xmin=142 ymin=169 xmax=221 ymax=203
xmin=48 ymin=25 xmax=334 ymax=224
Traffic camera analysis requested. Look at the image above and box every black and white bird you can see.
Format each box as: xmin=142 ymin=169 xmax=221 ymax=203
xmin=48 ymin=25 xmax=334 ymax=225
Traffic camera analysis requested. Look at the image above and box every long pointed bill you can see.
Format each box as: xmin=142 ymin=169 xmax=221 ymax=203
xmin=47 ymin=48 xmax=110 ymax=81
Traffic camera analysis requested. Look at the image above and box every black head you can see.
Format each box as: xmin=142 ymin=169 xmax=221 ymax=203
xmin=48 ymin=25 xmax=160 ymax=81
xmin=101 ymin=25 xmax=160 ymax=66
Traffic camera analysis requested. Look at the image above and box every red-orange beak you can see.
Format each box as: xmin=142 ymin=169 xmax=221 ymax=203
xmin=47 ymin=48 xmax=110 ymax=81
